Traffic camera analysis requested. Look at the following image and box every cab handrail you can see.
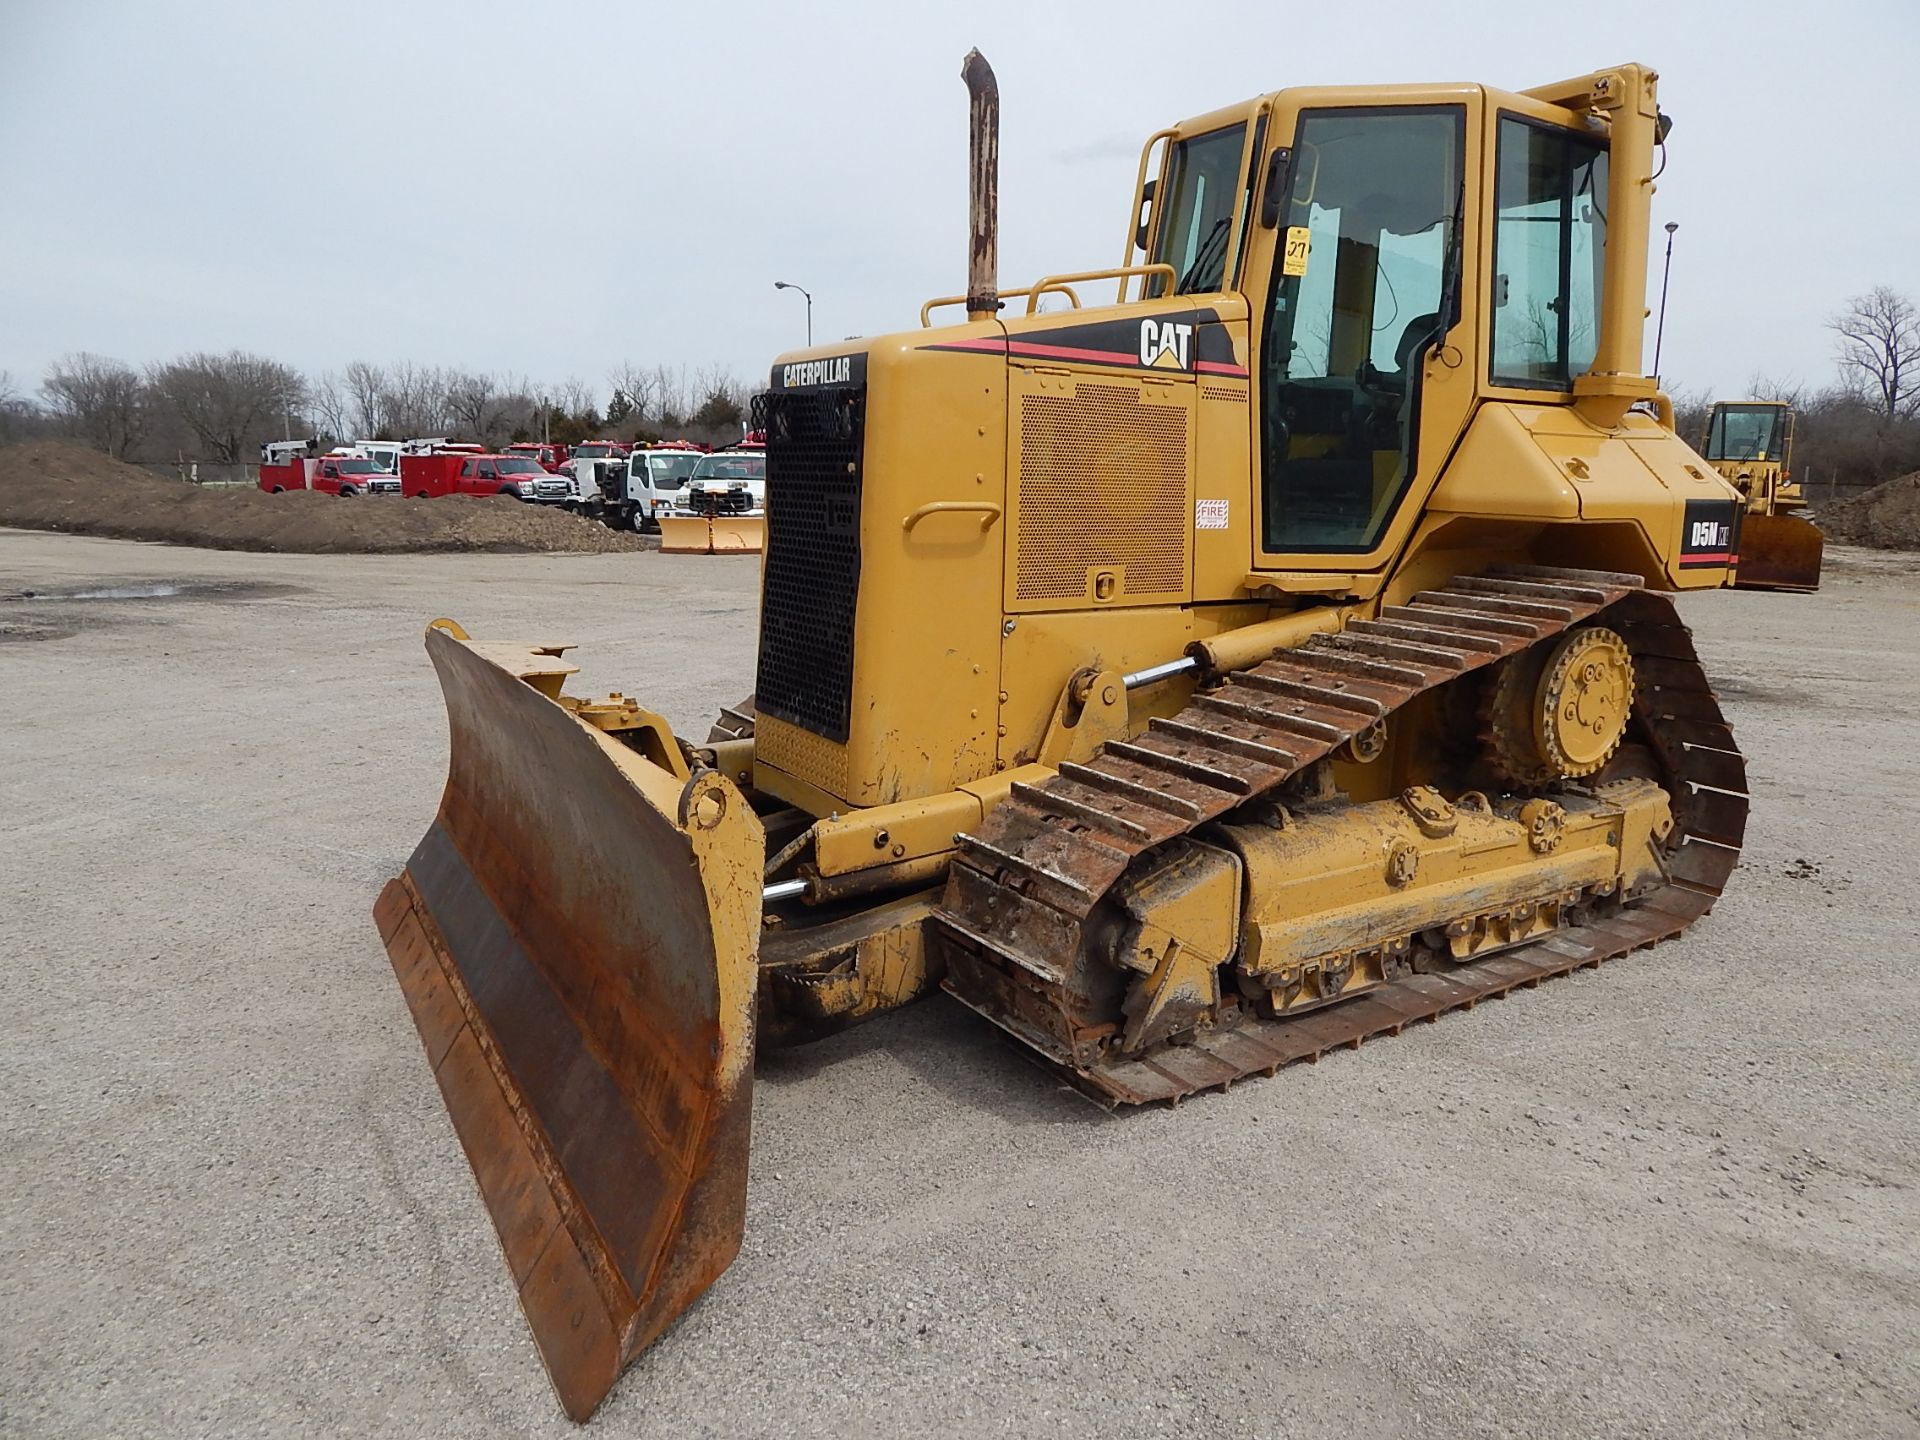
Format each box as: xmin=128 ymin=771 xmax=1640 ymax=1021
xmin=1026 ymin=265 xmax=1177 ymax=314
xmin=920 ymin=285 xmax=1082 ymax=328
xmin=1118 ymin=127 xmax=1178 ymax=300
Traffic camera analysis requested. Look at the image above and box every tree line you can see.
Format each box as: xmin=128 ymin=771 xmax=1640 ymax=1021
xmin=1664 ymin=286 xmax=1920 ymax=494
xmin=5 ymin=286 xmax=1919 ymax=493
xmin=0 ymin=353 xmax=761 ymax=465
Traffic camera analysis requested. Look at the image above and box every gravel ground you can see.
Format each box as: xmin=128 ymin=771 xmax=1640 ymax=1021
xmin=2 ymin=529 xmax=1916 ymax=1440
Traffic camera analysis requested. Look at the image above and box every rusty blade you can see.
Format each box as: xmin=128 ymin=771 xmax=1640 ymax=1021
xmin=1733 ymin=512 xmax=1824 ymax=592
xmin=377 ymin=626 xmax=762 ymax=1420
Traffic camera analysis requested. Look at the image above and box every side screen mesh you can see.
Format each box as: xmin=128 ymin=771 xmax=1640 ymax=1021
xmin=755 ymin=385 xmax=864 ymax=743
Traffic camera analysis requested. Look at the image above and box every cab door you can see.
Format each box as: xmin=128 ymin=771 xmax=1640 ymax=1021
xmin=1243 ymin=91 xmax=1484 ymax=575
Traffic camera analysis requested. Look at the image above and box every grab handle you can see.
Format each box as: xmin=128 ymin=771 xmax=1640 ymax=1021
xmin=902 ymin=501 xmax=1002 ymax=533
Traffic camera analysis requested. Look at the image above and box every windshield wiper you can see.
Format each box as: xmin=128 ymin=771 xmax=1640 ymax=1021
xmin=1176 ymin=216 xmax=1232 ymax=294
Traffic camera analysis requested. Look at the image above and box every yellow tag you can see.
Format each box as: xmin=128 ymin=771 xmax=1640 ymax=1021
xmin=1282 ymin=226 xmax=1311 ymax=277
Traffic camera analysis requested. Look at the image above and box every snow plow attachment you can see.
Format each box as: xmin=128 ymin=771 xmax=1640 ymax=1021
xmin=656 ymin=512 xmax=766 ymax=554
xmin=656 ymin=512 xmax=714 ymax=554
xmin=1734 ymin=511 xmax=1824 ymax=592
xmin=373 ymin=622 xmax=762 ymax=1421
xmin=708 ymin=513 xmax=766 ymax=554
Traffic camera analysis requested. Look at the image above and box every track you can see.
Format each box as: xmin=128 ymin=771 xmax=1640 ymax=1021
xmin=934 ymin=566 xmax=1749 ymax=1105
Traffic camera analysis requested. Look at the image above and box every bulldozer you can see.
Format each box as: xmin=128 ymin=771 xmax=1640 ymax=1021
xmin=375 ymin=54 xmax=1750 ymax=1420
xmin=1699 ymin=398 xmax=1824 ymax=590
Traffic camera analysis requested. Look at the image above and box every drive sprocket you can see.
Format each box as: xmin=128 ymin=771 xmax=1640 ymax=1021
xmin=1483 ymin=625 xmax=1634 ymax=786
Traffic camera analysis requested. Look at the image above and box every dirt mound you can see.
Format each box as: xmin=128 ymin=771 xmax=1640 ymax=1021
xmin=1819 ymin=471 xmax=1920 ymax=551
xmin=0 ymin=442 xmax=649 ymax=554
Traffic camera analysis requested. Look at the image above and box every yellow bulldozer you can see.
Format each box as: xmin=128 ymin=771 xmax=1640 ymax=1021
xmin=1699 ymin=398 xmax=1824 ymax=590
xmin=376 ymin=54 xmax=1750 ymax=1419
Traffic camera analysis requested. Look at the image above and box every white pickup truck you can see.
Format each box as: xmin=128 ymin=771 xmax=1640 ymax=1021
xmin=675 ymin=447 xmax=766 ymax=518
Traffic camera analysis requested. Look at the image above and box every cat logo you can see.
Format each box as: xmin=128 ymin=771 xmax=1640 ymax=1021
xmin=1138 ymin=318 xmax=1193 ymax=370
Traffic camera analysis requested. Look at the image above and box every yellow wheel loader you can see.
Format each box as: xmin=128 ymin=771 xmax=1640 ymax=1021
xmin=377 ymin=54 xmax=1750 ymax=1419
xmin=1700 ymin=398 xmax=1824 ymax=590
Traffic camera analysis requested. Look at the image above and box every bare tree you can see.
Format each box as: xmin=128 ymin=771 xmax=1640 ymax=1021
xmin=649 ymin=363 xmax=693 ymax=427
xmin=1745 ymin=373 xmax=1808 ymax=409
xmin=147 ymin=350 xmax=306 ymax=464
xmin=691 ymin=385 xmax=744 ymax=436
xmin=0 ymin=371 xmax=18 ymax=443
xmin=607 ymin=361 xmax=656 ymax=428
xmin=1664 ymin=382 xmax=1712 ymax=448
xmin=554 ymin=376 xmax=594 ymax=417
xmin=377 ymin=362 xmax=451 ymax=437
xmin=41 ymin=352 xmax=148 ymax=458
xmin=1830 ymin=286 xmax=1920 ymax=420
xmin=342 ymin=361 xmax=387 ymax=437
xmin=308 ymin=370 xmax=353 ymax=443
xmin=490 ymin=375 xmax=543 ymax=443
xmin=443 ymin=370 xmax=512 ymax=444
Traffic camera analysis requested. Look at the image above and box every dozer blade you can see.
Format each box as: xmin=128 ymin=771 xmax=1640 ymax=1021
xmin=374 ymin=625 xmax=763 ymax=1420
xmin=657 ymin=513 xmax=714 ymax=554
xmin=1734 ymin=511 xmax=1824 ymax=591
xmin=706 ymin=514 xmax=765 ymax=554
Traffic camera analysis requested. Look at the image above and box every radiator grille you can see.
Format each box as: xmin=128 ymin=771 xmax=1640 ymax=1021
xmin=1015 ymin=382 xmax=1189 ymax=602
xmin=755 ymin=385 xmax=864 ymax=744
xmin=752 ymin=714 xmax=850 ymax=800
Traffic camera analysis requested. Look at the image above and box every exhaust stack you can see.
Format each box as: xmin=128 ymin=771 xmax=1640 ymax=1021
xmin=963 ymin=48 xmax=999 ymax=321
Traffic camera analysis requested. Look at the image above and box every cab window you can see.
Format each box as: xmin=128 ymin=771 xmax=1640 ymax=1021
xmin=1149 ymin=124 xmax=1250 ymax=295
xmin=1704 ymin=405 xmax=1782 ymax=462
xmin=1490 ymin=117 xmax=1608 ymax=388
xmin=1259 ymin=106 xmax=1464 ymax=553
xmin=648 ymin=453 xmax=698 ymax=487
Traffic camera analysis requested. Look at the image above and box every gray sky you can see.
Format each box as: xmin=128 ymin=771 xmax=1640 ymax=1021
xmin=3 ymin=0 xmax=1916 ymax=401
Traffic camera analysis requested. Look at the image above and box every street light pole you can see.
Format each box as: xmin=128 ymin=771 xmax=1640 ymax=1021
xmin=774 ymin=280 xmax=813 ymax=347
xmin=1652 ymin=220 xmax=1679 ymax=383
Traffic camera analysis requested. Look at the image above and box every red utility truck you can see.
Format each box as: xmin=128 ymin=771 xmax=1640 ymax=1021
xmin=398 ymin=451 xmax=573 ymax=501
xmin=257 ymin=442 xmax=400 ymax=496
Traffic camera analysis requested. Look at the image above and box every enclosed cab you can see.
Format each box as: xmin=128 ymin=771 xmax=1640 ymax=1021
xmin=1701 ymin=402 xmax=1798 ymax=510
